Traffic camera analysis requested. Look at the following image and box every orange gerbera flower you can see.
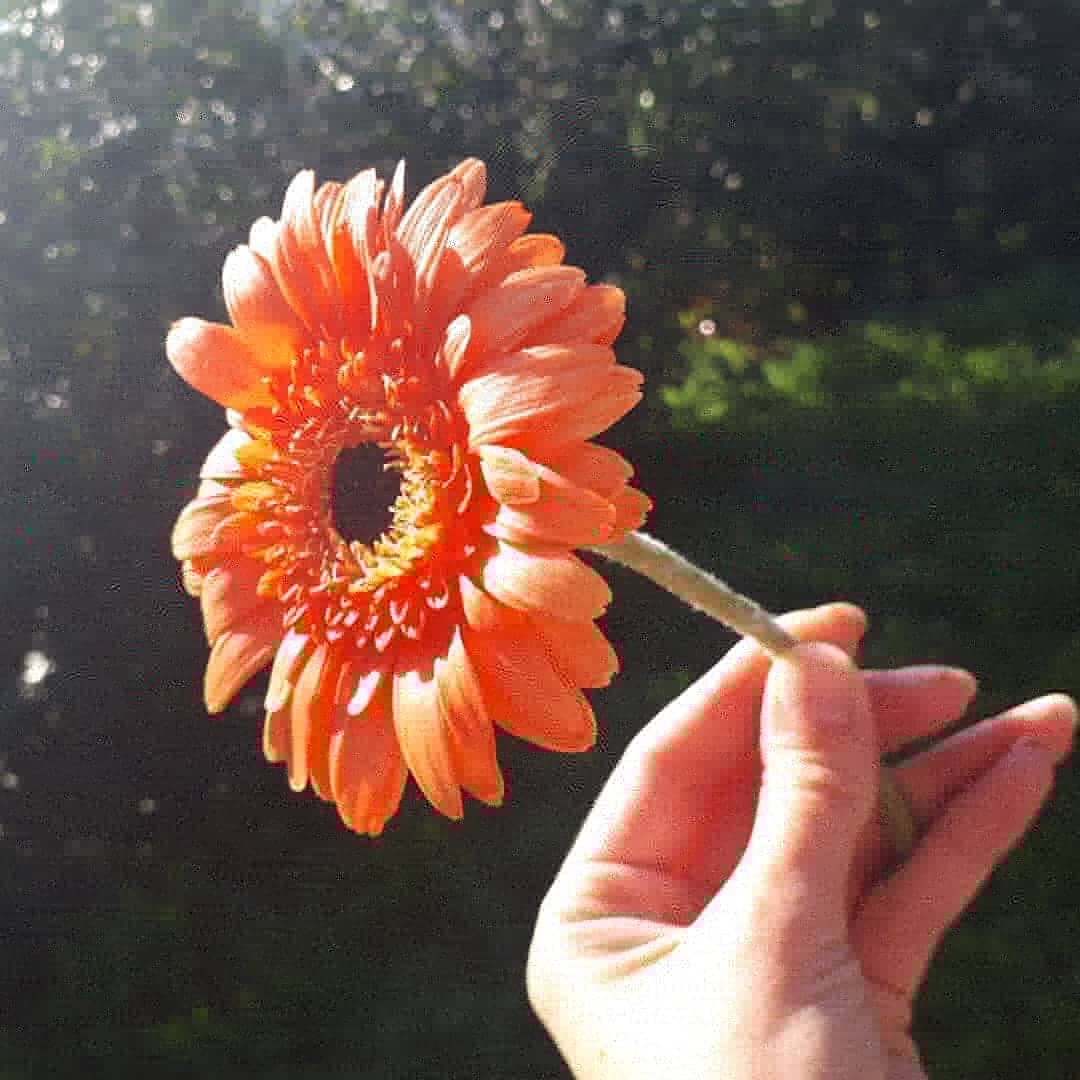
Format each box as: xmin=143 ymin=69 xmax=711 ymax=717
xmin=168 ymin=158 xmax=648 ymax=835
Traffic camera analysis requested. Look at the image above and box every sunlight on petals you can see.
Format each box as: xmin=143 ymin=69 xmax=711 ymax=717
xmin=166 ymin=317 xmax=274 ymax=410
xmin=169 ymin=158 xmax=645 ymax=834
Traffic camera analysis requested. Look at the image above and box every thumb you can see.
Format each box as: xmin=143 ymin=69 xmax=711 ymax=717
xmin=741 ymin=643 xmax=877 ymax=919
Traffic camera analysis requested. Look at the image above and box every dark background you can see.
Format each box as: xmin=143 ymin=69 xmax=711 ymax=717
xmin=3 ymin=0 xmax=1080 ymax=1075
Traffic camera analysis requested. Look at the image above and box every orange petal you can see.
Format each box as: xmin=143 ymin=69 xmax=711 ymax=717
xmin=446 ymin=157 xmax=487 ymax=213
xmin=476 ymin=445 xmax=542 ymax=505
xmin=166 ymin=317 xmax=274 ymax=410
xmin=481 ymin=542 xmax=611 ymax=621
xmin=463 ymin=618 xmax=596 ymax=752
xmin=369 ymin=239 xmax=416 ymax=339
xmin=435 ymin=314 xmax=472 ymax=383
xmin=263 ymin=703 xmax=289 ymax=764
xmin=203 ymin=616 xmax=280 ymax=714
xmin=264 ymin=628 xmax=311 ymax=713
xmin=327 ymin=171 xmax=375 ymax=333
xmin=313 ymin=179 xmax=343 ymax=249
xmin=465 ymin=265 xmax=586 ymax=362
xmin=248 ymin=215 xmax=279 ymax=259
xmin=381 ymin=160 xmax=406 ymax=237
xmin=459 ymin=574 xmax=504 ymax=633
xmin=392 ymin=667 xmax=464 ymax=821
xmin=499 ymin=233 xmax=565 ymax=271
xmin=171 ymin=495 xmax=235 ymax=559
xmin=486 ymin=476 xmax=615 ymax=547
xmin=342 ymin=168 xmax=382 ymax=274
xmin=308 ymin=659 xmax=355 ymax=801
xmin=346 ymin=667 xmax=384 ymax=716
xmin=396 ymin=172 xmax=465 ymax=311
xmin=181 ymin=561 xmax=205 ymax=597
xmin=437 ymin=631 xmax=504 ymax=805
xmin=420 ymin=248 xmax=470 ymax=358
xmin=330 ymin=690 xmax=407 ymax=836
xmin=286 ymin=644 xmax=330 ymax=793
xmin=273 ymin=170 xmax=341 ymax=333
xmin=461 ymin=340 xmax=613 ymax=396
xmin=222 ymin=245 xmax=307 ymax=368
xmin=611 ymin=485 xmax=652 ymax=535
xmin=522 ymin=282 xmax=626 ymax=347
xmin=460 ymin=347 xmax=642 ymax=454
xmin=543 ymin=443 xmax=634 ymax=496
xmin=455 ymin=232 xmax=564 ymax=295
xmin=531 ymin=614 xmax=619 ymax=689
xmin=198 ymin=428 xmax=259 ymax=481
xmin=448 ymin=202 xmax=531 ymax=283
xmin=200 ymin=560 xmax=268 ymax=644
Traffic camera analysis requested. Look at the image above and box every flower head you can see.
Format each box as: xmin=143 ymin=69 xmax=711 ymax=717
xmin=169 ymin=159 xmax=648 ymax=835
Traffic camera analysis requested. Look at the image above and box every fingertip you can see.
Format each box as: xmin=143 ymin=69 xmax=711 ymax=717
xmin=998 ymin=692 xmax=1077 ymax=765
xmin=780 ymin=603 xmax=867 ymax=658
xmin=786 ymin=639 xmax=860 ymax=669
xmin=936 ymin=666 xmax=978 ymax=704
xmin=1035 ymin=692 xmax=1079 ymax=732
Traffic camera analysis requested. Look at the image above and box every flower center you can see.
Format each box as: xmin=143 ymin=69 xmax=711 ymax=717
xmin=331 ymin=442 xmax=400 ymax=545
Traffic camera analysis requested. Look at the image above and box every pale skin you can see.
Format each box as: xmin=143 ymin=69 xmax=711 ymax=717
xmin=527 ymin=604 xmax=1077 ymax=1080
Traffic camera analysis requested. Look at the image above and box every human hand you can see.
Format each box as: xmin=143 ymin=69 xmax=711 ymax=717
xmin=527 ymin=604 xmax=1076 ymax=1080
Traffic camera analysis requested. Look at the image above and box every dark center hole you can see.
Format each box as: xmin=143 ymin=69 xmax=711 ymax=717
xmin=331 ymin=444 xmax=400 ymax=544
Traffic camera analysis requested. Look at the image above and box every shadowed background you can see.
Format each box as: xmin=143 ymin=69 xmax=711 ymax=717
xmin=3 ymin=0 xmax=1080 ymax=1075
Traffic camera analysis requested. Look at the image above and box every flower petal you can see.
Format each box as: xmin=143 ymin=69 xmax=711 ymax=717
xmin=392 ymin=667 xmax=464 ymax=821
xmin=522 ymin=282 xmax=626 ymax=347
xmin=222 ymin=245 xmax=307 ymax=368
xmin=460 ymin=346 xmax=642 ymax=454
xmin=273 ymin=170 xmax=342 ymax=333
xmin=483 ymin=450 xmax=617 ymax=547
xmin=530 ymin=614 xmax=619 ymax=689
xmin=435 ymin=314 xmax=473 ymax=383
xmin=464 ymin=265 xmax=586 ymax=362
xmin=166 ymin=318 xmax=274 ymax=410
xmin=611 ymin=485 xmax=652 ymax=535
xmin=327 ymin=171 xmax=375 ymax=332
xmin=499 ymin=233 xmax=565 ymax=271
xmin=396 ymin=172 xmax=465 ymax=310
xmin=309 ymin=658 xmax=353 ymax=801
xmin=171 ymin=495 xmax=235 ymax=559
xmin=181 ymin=561 xmax=206 ymax=597
xmin=203 ymin=616 xmax=280 ymax=714
xmin=264 ymin=629 xmax=311 ymax=713
xmin=476 ymin=444 xmax=542 ymax=505
xmin=330 ymin=688 xmax=408 ymax=836
xmin=481 ymin=542 xmax=611 ymax=621
xmin=437 ymin=631 xmax=504 ymax=805
xmin=198 ymin=428 xmax=257 ymax=481
xmin=342 ymin=168 xmax=383 ymax=273
xmin=446 ymin=157 xmax=487 ymax=212
xmin=544 ymin=443 xmax=651 ymax=534
xmin=543 ymin=443 xmax=634 ymax=496
xmin=286 ymin=644 xmax=330 ymax=792
xmin=381 ymin=160 xmax=407 ymax=238
xmin=448 ymin=202 xmax=531 ymax=284
xmin=200 ymin=560 xmax=268 ymax=644
xmin=462 ymin=613 xmax=596 ymax=752
xmin=263 ymin=703 xmax=289 ymax=764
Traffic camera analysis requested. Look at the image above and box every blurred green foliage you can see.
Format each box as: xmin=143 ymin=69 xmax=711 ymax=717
xmin=2 ymin=0 xmax=1079 ymax=1076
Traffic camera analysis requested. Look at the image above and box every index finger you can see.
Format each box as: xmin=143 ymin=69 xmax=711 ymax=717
xmin=562 ymin=603 xmax=868 ymax=887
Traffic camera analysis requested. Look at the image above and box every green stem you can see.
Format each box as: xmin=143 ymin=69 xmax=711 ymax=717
xmin=594 ymin=529 xmax=917 ymax=864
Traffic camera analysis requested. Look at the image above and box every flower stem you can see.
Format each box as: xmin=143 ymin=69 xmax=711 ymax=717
xmin=595 ymin=530 xmax=798 ymax=657
xmin=594 ymin=529 xmax=916 ymax=865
